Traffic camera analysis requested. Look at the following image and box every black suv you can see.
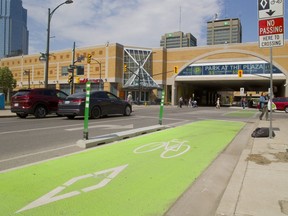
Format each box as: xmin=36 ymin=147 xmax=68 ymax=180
xmin=11 ymin=88 xmax=68 ymax=118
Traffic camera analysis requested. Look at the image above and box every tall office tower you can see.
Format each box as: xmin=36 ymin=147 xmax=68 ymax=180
xmin=0 ymin=0 xmax=29 ymax=58
xmin=207 ymin=18 xmax=242 ymax=45
xmin=160 ymin=31 xmax=197 ymax=49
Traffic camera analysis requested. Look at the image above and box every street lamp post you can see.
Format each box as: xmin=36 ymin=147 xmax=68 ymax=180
xmin=44 ymin=0 xmax=73 ymax=88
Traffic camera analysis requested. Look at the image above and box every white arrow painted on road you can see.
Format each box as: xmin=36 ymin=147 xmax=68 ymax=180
xmin=17 ymin=164 xmax=128 ymax=213
xmin=65 ymin=124 xmax=134 ymax=131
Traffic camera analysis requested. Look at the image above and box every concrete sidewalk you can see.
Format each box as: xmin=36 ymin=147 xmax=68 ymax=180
xmin=0 ymin=106 xmax=14 ymax=118
xmin=216 ymin=118 xmax=288 ymax=216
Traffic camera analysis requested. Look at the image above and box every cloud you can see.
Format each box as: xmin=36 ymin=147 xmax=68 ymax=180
xmin=22 ymin=0 xmax=224 ymax=54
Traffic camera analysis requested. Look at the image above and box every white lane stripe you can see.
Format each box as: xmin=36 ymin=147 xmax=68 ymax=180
xmin=0 ymin=144 xmax=76 ymax=163
xmin=0 ymin=116 xmax=142 ymax=135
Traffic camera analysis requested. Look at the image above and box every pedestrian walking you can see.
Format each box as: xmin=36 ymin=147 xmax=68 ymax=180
xmin=241 ymin=97 xmax=246 ymax=109
xmin=179 ymin=97 xmax=183 ymax=108
xmin=127 ymin=92 xmax=133 ymax=111
xmin=188 ymin=97 xmax=192 ymax=107
xmin=216 ymin=97 xmax=220 ymax=109
xmin=259 ymin=92 xmax=268 ymax=120
xmin=192 ymin=100 xmax=198 ymax=108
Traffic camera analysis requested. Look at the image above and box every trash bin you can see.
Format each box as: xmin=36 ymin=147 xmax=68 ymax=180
xmin=0 ymin=93 xmax=5 ymax=110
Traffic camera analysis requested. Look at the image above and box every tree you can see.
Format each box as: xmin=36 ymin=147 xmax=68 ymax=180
xmin=0 ymin=67 xmax=17 ymax=99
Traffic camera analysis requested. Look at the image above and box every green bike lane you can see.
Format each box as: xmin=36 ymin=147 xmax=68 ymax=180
xmin=1 ymin=119 xmax=245 ymax=216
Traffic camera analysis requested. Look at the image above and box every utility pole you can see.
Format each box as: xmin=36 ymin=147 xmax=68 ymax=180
xmin=69 ymin=42 xmax=84 ymax=94
xmin=70 ymin=42 xmax=76 ymax=94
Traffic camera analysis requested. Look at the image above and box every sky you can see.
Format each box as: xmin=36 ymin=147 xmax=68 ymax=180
xmin=22 ymin=0 xmax=288 ymax=55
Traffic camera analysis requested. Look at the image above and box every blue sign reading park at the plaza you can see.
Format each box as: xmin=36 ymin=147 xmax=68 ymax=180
xmin=179 ymin=61 xmax=282 ymax=76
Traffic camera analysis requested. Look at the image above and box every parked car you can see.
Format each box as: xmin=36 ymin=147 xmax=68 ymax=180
xmin=273 ymin=97 xmax=288 ymax=113
xmin=11 ymin=88 xmax=68 ymax=118
xmin=257 ymin=97 xmax=287 ymax=112
xmin=57 ymin=90 xmax=132 ymax=119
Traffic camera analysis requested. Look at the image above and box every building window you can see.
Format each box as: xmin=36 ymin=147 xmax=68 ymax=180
xmin=76 ymin=65 xmax=84 ymax=75
xmin=61 ymin=66 xmax=69 ymax=76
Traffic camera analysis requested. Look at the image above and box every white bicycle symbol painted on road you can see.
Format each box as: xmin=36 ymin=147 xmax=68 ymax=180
xmin=133 ymin=139 xmax=190 ymax=158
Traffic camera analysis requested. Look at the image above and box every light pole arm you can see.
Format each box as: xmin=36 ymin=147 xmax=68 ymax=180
xmin=49 ymin=2 xmax=67 ymax=21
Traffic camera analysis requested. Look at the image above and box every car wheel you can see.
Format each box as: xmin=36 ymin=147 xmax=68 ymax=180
xmin=34 ymin=105 xmax=47 ymax=118
xmin=124 ymin=105 xmax=132 ymax=116
xmin=16 ymin=113 xmax=28 ymax=118
xmin=90 ymin=106 xmax=101 ymax=119
xmin=285 ymin=107 xmax=288 ymax=113
xmin=66 ymin=115 xmax=75 ymax=119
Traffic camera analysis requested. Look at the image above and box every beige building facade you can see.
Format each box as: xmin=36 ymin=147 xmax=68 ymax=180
xmin=0 ymin=41 xmax=287 ymax=105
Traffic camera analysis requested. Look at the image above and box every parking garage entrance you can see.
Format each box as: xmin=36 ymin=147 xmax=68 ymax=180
xmin=174 ymin=60 xmax=287 ymax=106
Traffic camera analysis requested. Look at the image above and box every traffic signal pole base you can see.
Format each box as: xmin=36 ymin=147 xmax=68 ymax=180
xmin=83 ymin=132 xmax=89 ymax=140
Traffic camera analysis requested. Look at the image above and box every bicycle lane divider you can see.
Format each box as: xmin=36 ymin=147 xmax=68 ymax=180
xmin=0 ymin=119 xmax=245 ymax=216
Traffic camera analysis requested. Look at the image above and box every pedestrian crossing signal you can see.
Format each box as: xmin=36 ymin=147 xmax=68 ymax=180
xmin=174 ymin=66 xmax=178 ymax=74
xmin=238 ymin=70 xmax=243 ymax=78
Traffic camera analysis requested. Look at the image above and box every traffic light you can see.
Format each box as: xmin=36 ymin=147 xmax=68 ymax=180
xmin=87 ymin=54 xmax=92 ymax=64
xmin=174 ymin=66 xmax=178 ymax=74
xmin=124 ymin=64 xmax=127 ymax=72
xmin=75 ymin=76 xmax=80 ymax=84
xmin=68 ymin=75 xmax=73 ymax=84
xmin=238 ymin=69 xmax=243 ymax=78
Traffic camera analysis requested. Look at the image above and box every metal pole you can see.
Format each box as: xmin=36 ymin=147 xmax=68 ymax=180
xmin=83 ymin=82 xmax=91 ymax=140
xmin=70 ymin=42 xmax=75 ymax=94
xmin=138 ymin=61 xmax=141 ymax=105
xmin=269 ymin=47 xmax=273 ymax=138
xmin=44 ymin=8 xmax=51 ymax=88
xmin=28 ymin=70 xmax=30 ymax=89
xmin=159 ymin=91 xmax=165 ymax=125
xmin=99 ymin=62 xmax=102 ymax=90
xmin=44 ymin=1 xmax=73 ymax=88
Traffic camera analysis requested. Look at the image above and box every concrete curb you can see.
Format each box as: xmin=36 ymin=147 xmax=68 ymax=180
xmin=76 ymin=125 xmax=168 ymax=148
xmin=215 ymin=149 xmax=251 ymax=216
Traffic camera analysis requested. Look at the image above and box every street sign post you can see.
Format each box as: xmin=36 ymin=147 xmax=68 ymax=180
xmin=257 ymin=0 xmax=285 ymax=138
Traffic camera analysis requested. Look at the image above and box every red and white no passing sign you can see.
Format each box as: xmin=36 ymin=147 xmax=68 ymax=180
xmin=259 ymin=17 xmax=284 ymax=47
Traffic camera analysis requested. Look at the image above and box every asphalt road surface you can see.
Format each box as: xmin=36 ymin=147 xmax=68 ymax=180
xmin=0 ymin=105 xmax=269 ymax=171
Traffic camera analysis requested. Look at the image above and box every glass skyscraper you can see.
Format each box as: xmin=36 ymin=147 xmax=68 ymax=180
xmin=0 ymin=0 xmax=29 ymax=58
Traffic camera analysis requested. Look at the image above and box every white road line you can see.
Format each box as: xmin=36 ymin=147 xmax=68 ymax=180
xmin=0 ymin=116 xmax=142 ymax=135
xmin=0 ymin=144 xmax=76 ymax=163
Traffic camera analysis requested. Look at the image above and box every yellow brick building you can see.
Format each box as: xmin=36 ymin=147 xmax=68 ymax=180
xmin=1 ymin=41 xmax=287 ymax=105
